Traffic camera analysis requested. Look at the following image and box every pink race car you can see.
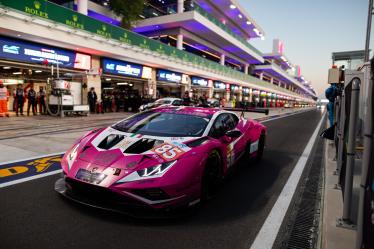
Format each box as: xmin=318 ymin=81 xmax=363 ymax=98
xmin=55 ymin=106 xmax=266 ymax=214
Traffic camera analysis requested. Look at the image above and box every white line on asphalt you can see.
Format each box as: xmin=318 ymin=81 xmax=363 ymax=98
xmin=0 ymin=169 xmax=62 ymax=189
xmin=0 ymin=151 xmax=66 ymax=165
xmin=249 ymin=113 xmax=325 ymax=249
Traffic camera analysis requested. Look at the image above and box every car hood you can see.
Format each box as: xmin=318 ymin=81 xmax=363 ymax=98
xmin=66 ymin=127 xmax=205 ymax=187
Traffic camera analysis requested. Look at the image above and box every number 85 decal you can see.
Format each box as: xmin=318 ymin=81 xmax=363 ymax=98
xmin=152 ymin=143 xmax=186 ymax=161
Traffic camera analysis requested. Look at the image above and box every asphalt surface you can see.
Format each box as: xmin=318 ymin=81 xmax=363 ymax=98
xmin=0 ymin=109 xmax=324 ymax=249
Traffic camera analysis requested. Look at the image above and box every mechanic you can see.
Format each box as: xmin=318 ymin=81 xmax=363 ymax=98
xmin=38 ymin=86 xmax=46 ymax=115
xmin=27 ymin=85 xmax=37 ymax=116
xmin=14 ymin=84 xmax=25 ymax=116
xmin=0 ymin=80 xmax=9 ymax=117
xmin=88 ymin=87 xmax=98 ymax=113
xmin=325 ymin=83 xmax=338 ymax=127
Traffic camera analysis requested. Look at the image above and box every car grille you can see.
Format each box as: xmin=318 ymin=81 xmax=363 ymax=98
xmin=65 ymin=178 xmax=145 ymax=207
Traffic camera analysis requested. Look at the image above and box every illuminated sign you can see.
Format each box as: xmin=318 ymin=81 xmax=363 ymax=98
xmin=141 ymin=66 xmax=152 ymax=79
xmin=230 ymin=84 xmax=239 ymax=92
xmin=243 ymin=87 xmax=250 ymax=95
xmin=252 ymin=89 xmax=260 ymax=95
xmin=191 ymin=76 xmax=208 ymax=87
xmin=157 ymin=69 xmax=182 ymax=83
xmin=213 ymin=81 xmax=226 ymax=89
xmin=0 ymin=36 xmax=91 ymax=70
xmin=102 ymin=58 xmax=143 ymax=78
xmin=1 ymin=79 xmax=24 ymax=85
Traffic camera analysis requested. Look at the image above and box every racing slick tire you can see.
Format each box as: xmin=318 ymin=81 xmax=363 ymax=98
xmin=201 ymin=150 xmax=222 ymax=202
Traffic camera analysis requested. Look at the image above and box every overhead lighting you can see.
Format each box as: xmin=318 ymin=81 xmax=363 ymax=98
xmin=103 ymin=87 xmax=114 ymax=90
xmin=129 ymin=84 xmax=133 ymax=86
xmin=246 ymin=21 xmax=252 ymax=25
xmin=238 ymin=14 xmax=243 ymax=19
xmin=105 ymin=78 xmax=111 ymax=81
xmin=230 ymin=4 xmax=236 ymax=9
xmin=117 ymin=82 xmax=128 ymax=85
xmin=17 ymin=34 xmax=21 ymax=37
xmin=3 ymin=66 xmax=11 ymax=69
xmin=35 ymin=70 xmax=42 ymax=73
xmin=12 ymin=72 xmax=22 ymax=75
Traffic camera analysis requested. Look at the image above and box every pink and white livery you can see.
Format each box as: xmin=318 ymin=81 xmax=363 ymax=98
xmin=55 ymin=106 xmax=266 ymax=214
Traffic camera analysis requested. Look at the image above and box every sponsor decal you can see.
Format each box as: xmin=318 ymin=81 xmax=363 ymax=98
xmin=119 ymin=32 xmax=132 ymax=44
xmin=170 ymin=141 xmax=190 ymax=151
xmin=3 ymin=45 xmax=20 ymax=54
xmin=130 ymin=134 xmax=143 ymax=138
xmin=113 ymin=168 xmax=121 ymax=176
xmin=65 ymin=14 xmax=84 ymax=30
xmin=96 ymin=24 xmax=111 ymax=38
xmin=24 ymin=1 xmax=49 ymax=19
xmin=0 ymin=155 xmax=62 ymax=184
xmin=151 ymin=153 xmax=164 ymax=164
xmin=151 ymin=142 xmax=189 ymax=161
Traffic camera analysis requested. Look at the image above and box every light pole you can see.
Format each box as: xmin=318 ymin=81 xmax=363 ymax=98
xmin=364 ymin=0 xmax=373 ymax=62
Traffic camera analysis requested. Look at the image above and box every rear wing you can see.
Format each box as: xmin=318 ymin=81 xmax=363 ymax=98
xmin=222 ymin=107 xmax=270 ymax=117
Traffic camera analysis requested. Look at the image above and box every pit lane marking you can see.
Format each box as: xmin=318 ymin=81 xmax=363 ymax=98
xmin=0 ymin=152 xmax=64 ymax=189
xmin=249 ymin=113 xmax=325 ymax=249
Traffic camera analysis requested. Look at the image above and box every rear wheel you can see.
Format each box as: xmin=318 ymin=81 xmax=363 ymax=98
xmin=201 ymin=151 xmax=222 ymax=201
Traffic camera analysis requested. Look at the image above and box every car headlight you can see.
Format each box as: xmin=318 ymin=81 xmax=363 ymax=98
xmin=137 ymin=161 xmax=177 ymax=177
xmin=67 ymin=143 xmax=79 ymax=170
xmin=117 ymin=161 xmax=177 ymax=183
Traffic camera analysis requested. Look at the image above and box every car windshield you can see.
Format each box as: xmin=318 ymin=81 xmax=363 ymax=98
xmin=112 ymin=111 xmax=210 ymax=137
xmin=155 ymin=99 xmax=171 ymax=104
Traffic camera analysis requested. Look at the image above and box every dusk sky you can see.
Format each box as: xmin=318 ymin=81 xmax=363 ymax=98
xmin=239 ymin=0 xmax=371 ymax=97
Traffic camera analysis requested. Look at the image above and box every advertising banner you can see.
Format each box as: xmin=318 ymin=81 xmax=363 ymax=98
xmin=0 ymin=36 xmax=91 ymax=70
xmin=191 ymin=76 xmax=208 ymax=87
xmin=102 ymin=58 xmax=143 ymax=78
xmin=157 ymin=69 xmax=182 ymax=83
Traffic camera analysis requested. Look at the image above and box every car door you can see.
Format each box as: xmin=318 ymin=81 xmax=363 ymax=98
xmin=209 ymin=113 xmax=241 ymax=168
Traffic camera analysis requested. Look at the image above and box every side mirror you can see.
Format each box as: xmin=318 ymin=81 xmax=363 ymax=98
xmin=225 ymin=129 xmax=242 ymax=138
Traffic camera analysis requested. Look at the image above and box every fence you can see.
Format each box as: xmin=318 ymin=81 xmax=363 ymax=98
xmin=330 ymin=60 xmax=373 ymax=248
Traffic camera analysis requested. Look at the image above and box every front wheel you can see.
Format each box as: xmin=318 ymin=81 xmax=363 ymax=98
xmin=201 ymin=151 xmax=222 ymax=202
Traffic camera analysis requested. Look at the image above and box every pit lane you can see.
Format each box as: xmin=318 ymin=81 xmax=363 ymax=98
xmin=0 ymin=109 xmax=323 ymax=249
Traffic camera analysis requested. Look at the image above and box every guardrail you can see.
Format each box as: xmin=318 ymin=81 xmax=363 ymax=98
xmin=0 ymin=0 xmax=302 ymax=98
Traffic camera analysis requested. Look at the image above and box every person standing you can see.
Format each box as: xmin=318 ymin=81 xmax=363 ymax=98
xmin=27 ymin=85 xmax=37 ymax=116
xmin=219 ymin=97 xmax=226 ymax=108
xmin=0 ymin=80 xmax=9 ymax=117
xmin=87 ymin=87 xmax=97 ymax=113
xmin=182 ymin=91 xmax=191 ymax=106
xmin=38 ymin=86 xmax=46 ymax=114
xmin=325 ymin=83 xmax=338 ymax=127
xmin=14 ymin=84 xmax=25 ymax=116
